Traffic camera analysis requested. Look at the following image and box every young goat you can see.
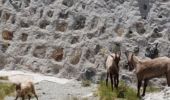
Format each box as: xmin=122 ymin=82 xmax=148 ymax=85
xmin=125 ymin=52 xmax=170 ymax=97
xmin=15 ymin=81 xmax=38 ymax=100
xmin=105 ymin=52 xmax=121 ymax=90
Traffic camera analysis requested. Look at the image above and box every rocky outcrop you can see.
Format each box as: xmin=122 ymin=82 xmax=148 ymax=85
xmin=144 ymin=87 xmax=170 ymax=100
xmin=0 ymin=0 xmax=169 ymax=89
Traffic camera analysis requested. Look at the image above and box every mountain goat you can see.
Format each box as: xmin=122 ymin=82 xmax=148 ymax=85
xmin=105 ymin=52 xmax=121 ymax=90
xmin=125 ymin=52 xmax=170 ymax=97
xmin=15 ymin=81 xmax=38 ymax=100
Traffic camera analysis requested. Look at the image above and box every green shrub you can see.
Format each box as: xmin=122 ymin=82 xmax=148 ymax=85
xmin=97 ymin=81 xmax=139 ymax=100
xmin=0 ymin=82 xmax=15 ymax=100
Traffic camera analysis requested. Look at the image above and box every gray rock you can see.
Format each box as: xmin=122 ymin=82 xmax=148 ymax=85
xmin=0 ymin=1 xmax=169 ymax=97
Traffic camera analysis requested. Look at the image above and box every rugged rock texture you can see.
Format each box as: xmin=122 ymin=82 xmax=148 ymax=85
xmin=0 ymin=0 xmax=169 ymax=87
xmin=144 ymin=87 xmax=170 ymax=100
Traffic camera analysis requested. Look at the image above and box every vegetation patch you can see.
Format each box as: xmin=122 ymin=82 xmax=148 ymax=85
xmin=146 ymin=85 xmax=161 ymax=93
xmin=81 ymin=80 xmax=91 ymax=87
xmin=0 ymin=76 xmax=8 ymax=80
xmin=0 ymin=82 xmax=15 ymax=100
xmin=99 ymin=48 xmax=108 ymax=57
xmin=96 ymin=81 xmax=139 ymax=100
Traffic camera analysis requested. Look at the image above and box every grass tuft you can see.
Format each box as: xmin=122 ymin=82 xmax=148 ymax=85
xmin=0 ymin=82 xmax=15 ymax=100
xmin=97 ymin=81 xmax=139 ymax=100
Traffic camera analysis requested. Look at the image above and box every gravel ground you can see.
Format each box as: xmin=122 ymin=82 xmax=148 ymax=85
xmin=5 ymin=80 xmax=98 ymax=100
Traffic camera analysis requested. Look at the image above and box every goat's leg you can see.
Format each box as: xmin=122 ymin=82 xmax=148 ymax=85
xmin=31 ymin=85 xmax=38 ymax=100
xmin=34 ymin=94 xmax=38 ymax=100
xmin=137 ymin=80 xmax=142 ymax=97
xmin=114 ymin=75 xmax=117 ymax=88
xmin=15 ymin=95 xmax=19 ymax=100
xmin=28 ymin=95 xmax=31 ymax=100
xmin=114 ymin=75 xmax=118 ymax=89
xmin=110 ymin=73 xmax=114 ymax=91
xmin=32 ymin=91 xmax=38 ymax=100
xmin=106 ymin=72 xmax=109 ymax=87
xmin=166 ymin=73 xmax=170 ymax=86
xmin=22 ymin=96 xmax=25 ymax=100
xmin=142 ymin=79 xmax=148 ymax=96
xmin=116 ymin=74 xmax=119 ymax=88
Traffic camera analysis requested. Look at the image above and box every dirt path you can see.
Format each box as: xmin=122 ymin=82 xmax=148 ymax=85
xmin=0 ymin=70 xmax=71 ymax=84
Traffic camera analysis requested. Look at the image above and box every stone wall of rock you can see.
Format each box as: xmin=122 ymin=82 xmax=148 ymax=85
xmin=0 ymin=0 xmax=169 ymax=82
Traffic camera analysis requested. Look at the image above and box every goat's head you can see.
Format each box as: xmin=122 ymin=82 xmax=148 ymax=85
xmin=145 ymin=43 xmax=159 ymax=59
xmin=125 ymin=51 xmax=135 ymax=71
xmin=110 ymin=52 xmax=121 ymax=66
xmin=115 ymin=52 xmax=121 ymax=65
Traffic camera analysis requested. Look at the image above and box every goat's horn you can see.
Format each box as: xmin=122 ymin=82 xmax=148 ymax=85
xmin=155 ymin=43 xmax=158 ymax=47
xmin=110 ymin=55 xmax=114 ymax=58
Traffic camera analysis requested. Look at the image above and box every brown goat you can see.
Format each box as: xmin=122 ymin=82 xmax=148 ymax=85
xmin=125 ymin=52 xmax=170 ymax=97
xmin=15 ymin=81 xmax=38 ymax=100
xmin=105 ymin=52 xmax=121 ymax=90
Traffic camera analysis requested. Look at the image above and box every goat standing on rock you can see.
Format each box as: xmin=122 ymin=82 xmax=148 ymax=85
xmin=105 ymin=52 xmax=121 ymax=90
xmin=125 ymin=52 xmax=170 ymax=97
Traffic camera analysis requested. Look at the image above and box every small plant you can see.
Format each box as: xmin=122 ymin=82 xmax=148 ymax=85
xmin=0 ymin=82 xmax=15 ymax=100
xmin=97 ymin=81 xmax=115 ymax=100
xmin=97 ymin=81 xmax=139 ymax=100
xmin=99 ymin=48 xmax=108 ymax=56
xmin=81 ymin=80 xmax=91 ymax=87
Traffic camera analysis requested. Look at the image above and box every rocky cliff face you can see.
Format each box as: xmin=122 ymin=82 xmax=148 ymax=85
xmin=0 ymin=0 xmax=170 ymax=83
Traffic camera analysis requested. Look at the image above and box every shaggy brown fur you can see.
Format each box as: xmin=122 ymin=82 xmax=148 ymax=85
xmin=125 ymin=52 xmax=170 ymax=97
xmin=105 ymin=52 xmax=121 ymax=90
xmin=15 ymin=81 xmax=38 ymax=100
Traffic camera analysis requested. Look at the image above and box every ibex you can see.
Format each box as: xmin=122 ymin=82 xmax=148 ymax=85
xmin=105 ymin=52 xmax=121 ymax=90
xmin=125 ymin=52 xmax=170 ymax=97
